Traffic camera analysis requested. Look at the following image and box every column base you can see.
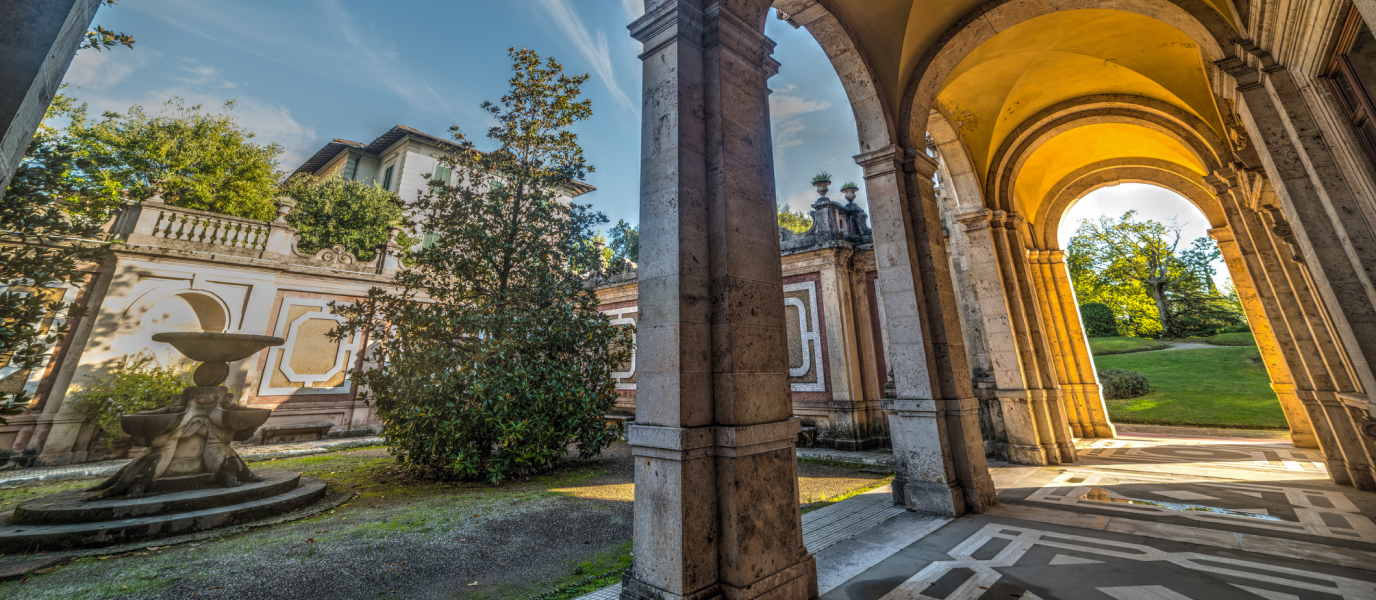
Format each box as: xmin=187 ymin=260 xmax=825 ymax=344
xmin=903 ymin=480 xmax=966 ymax=517
xmin=1290 ymin=430 xmax=1319 ymax=449
xmin=621 ymin=556 xmax=818 ymax=600
xmin=1006 ymin=444 xmax=1049 ymax=466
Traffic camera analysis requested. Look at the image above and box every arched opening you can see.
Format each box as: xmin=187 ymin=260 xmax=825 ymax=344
xmin=1056 ymin=183 xmax=1307 ymax=441
xmin=140 ymin=291 xmax=229 ymax=334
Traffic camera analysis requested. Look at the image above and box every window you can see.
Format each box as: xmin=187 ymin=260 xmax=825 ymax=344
xmin=422 ymin=231 xmax=439 ymax=249
xmin=381 ymin=164 xmax=395 ymax=191
xmin=1326 ymin=6 xmax=1376 ymax=168
xmin=433 ymin=164 xmax=453 ymax=184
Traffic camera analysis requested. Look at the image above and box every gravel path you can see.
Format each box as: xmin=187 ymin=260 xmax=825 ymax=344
xmin=0 ymin=443 xmax=887 ymax=600
xmin=1158 ymin=341 xmax=1216 ymax=351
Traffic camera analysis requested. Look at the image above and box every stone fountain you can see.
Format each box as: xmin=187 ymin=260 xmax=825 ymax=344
xmin=0 ymin=333 xmax=329 ymax=553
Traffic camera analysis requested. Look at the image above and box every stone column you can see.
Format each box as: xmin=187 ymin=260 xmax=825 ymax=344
xmin=1038 ymin=252 xmax=1116 ymax=438
xmin=0 ymin=0 xmax=102 ymax=192
xmin=1027 ymin=251 xmax=1086 ymax=438
xmin=623 ymin=3 xmax=816 ymax=600
xmin=1215 ymin=174 xmax=1371 ymax=487
xmin=1219 ymin=45 xmax=1376 ymax=399
xmin=1207 ymin=225 xmax=1318 ymax=448
xmin=858 ymin=145 xmax=995 ymax=516
xmin=1003 ymin=215 xmax=1076 ymax=463
xmin=954 ymin=209 xmax=1049 ymax=465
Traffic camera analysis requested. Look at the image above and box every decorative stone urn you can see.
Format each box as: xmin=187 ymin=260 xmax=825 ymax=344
xmin=87 ymin=332 xmax=284 ymax=500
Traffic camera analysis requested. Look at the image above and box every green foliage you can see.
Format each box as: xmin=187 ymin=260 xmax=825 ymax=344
xmin=0 ymin=97 xmax=114 ymax=424
xmin=82 ymin=2 xmax=135 ymax=53
xmin=61 ymin=97 xmax=284 ymax=220
xmin=282 ymin=176 xmax=409 ymax=261
xmin=1206 ymin=332 xmax=1256 ymax=346
xmin=333 ymin=49 xmax=632 ymax=483
xmin=69 ymin=355 xmax=190 ymax=440
xmin=778 ymin=203 xmax=813 ymax=234
xmin=811 ymin=171 xmax=832 ymax=183
xmin=1099 ymin=346 xmax=1285 ymax=429
xmin=608 ymin=219 xmax=639 ymax=266
xmin=1067 ymin=211 xmax=1243 ymax=338
xmin=1098 ymin=368 xmax=1150 ymax=400
xmin=1088 ymin=336 xmax=1168 ymax=356
xmin=1079 ymin=302 xmax=1118 ymax=337
xmin=840 ymin=182 xmax=858 ymax=191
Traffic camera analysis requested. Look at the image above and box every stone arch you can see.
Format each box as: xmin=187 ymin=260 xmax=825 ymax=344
xmin=771 ymin=0 xmax=897 ymax=152
xmin=129 ymin=287 xmax=231 ymax=334
xmin=1032 ymin=158 xmax=1227 ymax=249
xmin=899 ymin=0 xmax=1238 ymax=146
xmin=985 ymin=95 xmax=1231 ymax=216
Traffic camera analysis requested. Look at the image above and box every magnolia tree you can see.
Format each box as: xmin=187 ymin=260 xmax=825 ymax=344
xmin=334 ymin=49 xmax=632 ymax=482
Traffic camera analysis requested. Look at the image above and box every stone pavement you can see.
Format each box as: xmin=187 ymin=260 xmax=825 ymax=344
xmin=822 ymin=433 xmax=1376 ymax=599
xmin=0 ymin=436 xmax=383 ymax=487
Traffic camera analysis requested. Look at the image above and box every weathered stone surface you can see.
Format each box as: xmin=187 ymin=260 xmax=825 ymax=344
xmin=11 ymin=470 xmax=302 ymax=526
xmin=0 ymin=476 xmax=325 ymax=553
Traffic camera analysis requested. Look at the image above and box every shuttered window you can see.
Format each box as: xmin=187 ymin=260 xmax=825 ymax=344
xmin=381 ymin=165 xmax=395 ymax=191
xmin=1326 ymin=6 xmax=1376 ymax=169
xmin=434 ymin=164 xmax=453 ymax=184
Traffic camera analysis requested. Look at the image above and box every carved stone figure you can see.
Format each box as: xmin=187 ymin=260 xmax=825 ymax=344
xmin=88 ymin=332 xmax=284 ymax=500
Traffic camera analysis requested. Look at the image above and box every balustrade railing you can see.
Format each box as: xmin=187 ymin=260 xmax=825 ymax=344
xmin=149 ymin=209 xmax=269 ymax=250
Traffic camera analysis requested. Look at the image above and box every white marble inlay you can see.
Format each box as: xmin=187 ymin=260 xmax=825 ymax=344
xmin=1026 ymin=469 xmax=1376 ymax=542
xmin=1097 ymin=585 xmax=1194 ymax=599
xmin=1229 ymin=584 xmax=1301 ymax=600
xmin=1150 ymin=490 xmax=1219 ymax=501
xmin=877 ymin=524 xmax=1376 ymax=600
xmin=1048 ymin=554 xmax=1103 ymax=565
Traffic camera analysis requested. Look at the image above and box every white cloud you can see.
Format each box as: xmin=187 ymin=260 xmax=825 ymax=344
xmin=130 ymin=0 xmax=453 ymax=116
xmin=621 ymin=0 xmax=644 ymax=21
xmin=770 ymin=85 xmax=831 ymax=148
xmin=535 ymin=0 xmax=638 ymax=114
xmin=66 ymin=49 xmax=147 ymax=90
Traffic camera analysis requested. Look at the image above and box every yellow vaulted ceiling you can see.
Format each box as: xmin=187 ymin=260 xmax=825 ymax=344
xmin=1013 ymin=123 xmax=1208 ymax=219
xmin=822 ymin=1 xmax=1235 ymax=125
xmin=935 ymin=10 xmax=1225 ymax=180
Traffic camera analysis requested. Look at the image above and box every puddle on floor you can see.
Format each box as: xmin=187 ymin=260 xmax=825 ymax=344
xmin=1078 ymin=487 xmax=1288 ymax=522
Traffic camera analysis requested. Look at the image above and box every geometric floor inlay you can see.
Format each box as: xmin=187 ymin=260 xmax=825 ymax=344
xmin=1025 ymin=468 xmax=1376 ymax=542
xmin=1078 ymin=439 xmax=1329 ymax=474
xmin=878 ymin=523 xmax=1376 ymax=599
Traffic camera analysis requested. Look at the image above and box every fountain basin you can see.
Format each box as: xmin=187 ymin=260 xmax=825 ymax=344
xmin=150 ymin=332 xmax=284 ymax=364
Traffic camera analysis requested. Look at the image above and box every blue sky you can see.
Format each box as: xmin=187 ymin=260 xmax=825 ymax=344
xmin=69 ymin=0 xmax=862 ymax=229
xmin=71 ymin=1 xmax=1222 ymax=280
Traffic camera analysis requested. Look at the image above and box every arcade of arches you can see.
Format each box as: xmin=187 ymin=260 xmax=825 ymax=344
xmin=622 ymin=0 xmax=1376 ymax=599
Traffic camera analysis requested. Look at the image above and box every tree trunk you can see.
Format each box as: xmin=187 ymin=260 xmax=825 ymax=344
xmin=1150 ymin=283 xmax=1174 ymax=337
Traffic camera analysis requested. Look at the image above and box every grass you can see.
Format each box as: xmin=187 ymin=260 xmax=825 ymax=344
xmin=1097 ymin=345 xmax=1287 ymax=429
xmin=1206 ymin=332 xmax=1257 ymax=346
xmin=1088 ymin=336 xmax=1168 ymax=356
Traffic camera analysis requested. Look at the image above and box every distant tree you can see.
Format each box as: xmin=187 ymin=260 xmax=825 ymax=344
xmin=1068 ymin=212 xmax=1245 ymax=337
xmin=83 ymin=1 xmax=136 ymax=52
xmin=1069 ymin=212 xmax=1185 ymax=336
xmin=63 ymin=98 xmax=284 ymax=220
xmin=0 ymin=100 xmax=112 ymax=424
xmin=333 ymin=49 xmax=632 ymax=483
xmin=778 ymin=202 xmax=813 ymax=234
xmin=1079 ymin=303 xmax=1119 ymax=337
xmin=608 ymin=219 xmax=639 ymax=265
xmin=281 ymin=176 xmax=410 ymax=262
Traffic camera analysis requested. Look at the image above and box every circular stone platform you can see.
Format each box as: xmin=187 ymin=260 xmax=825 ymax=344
xmin=0 ymin=471 xmax=326 ymax=554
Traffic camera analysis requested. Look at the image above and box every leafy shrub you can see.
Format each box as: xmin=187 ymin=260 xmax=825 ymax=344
xmin=1080 ymin=302 xmax=1119 ymax=337
xmin=333 ymin=50 xmax=631 ymax=483
xmin=281 ymin=176 xmax=413 ymax=262
xmin=69 ymin=355 xmax=190 ymax=441
xmin=811 ymin=171 xmax=832 ymax=183
xmin=1099 ymin=368 xmax=1150 ymax=400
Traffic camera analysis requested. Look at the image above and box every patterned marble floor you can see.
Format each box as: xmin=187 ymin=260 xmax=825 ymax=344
xmin=821 ymin=434 xmax=1376 ymax=600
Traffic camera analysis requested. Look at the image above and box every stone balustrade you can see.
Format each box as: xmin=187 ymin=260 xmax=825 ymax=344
xmin=105 ymin=196 xmax=402 ymax=276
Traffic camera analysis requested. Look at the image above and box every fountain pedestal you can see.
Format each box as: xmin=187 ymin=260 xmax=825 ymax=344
xmin=0 ymin=332 xmax=330 ymax=553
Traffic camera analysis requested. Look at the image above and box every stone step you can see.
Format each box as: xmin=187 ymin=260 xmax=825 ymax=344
xmin=10 ymin=471 xmax=302 ymax=526
xmin=0 ymin=477 xmax=327 ymax=554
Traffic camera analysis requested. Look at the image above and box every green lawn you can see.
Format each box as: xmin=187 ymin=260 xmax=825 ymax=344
xmin=1097 ymin=346 xmax=1286 ymax=429
xmin=1088 ymin=336 xmax=1168 ymax=356
xmin=1206 ymin=332 xmax=1257 ymax=346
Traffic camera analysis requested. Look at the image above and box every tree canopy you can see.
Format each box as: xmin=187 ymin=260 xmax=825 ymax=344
xmin=1068 ymin=210 xmax=1244 ymax=338
xmin=778 ymin=202 xmax=813 ymax=234
xmin=59 ymin=97 xmax=284 ymax=221
xmin=333 ymin=49 xmax=631 ymax=482
xmin=281 ymin=176 xmax=409 ymax=262
xmin=609 ymin=219 xmax=639 ymax=266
